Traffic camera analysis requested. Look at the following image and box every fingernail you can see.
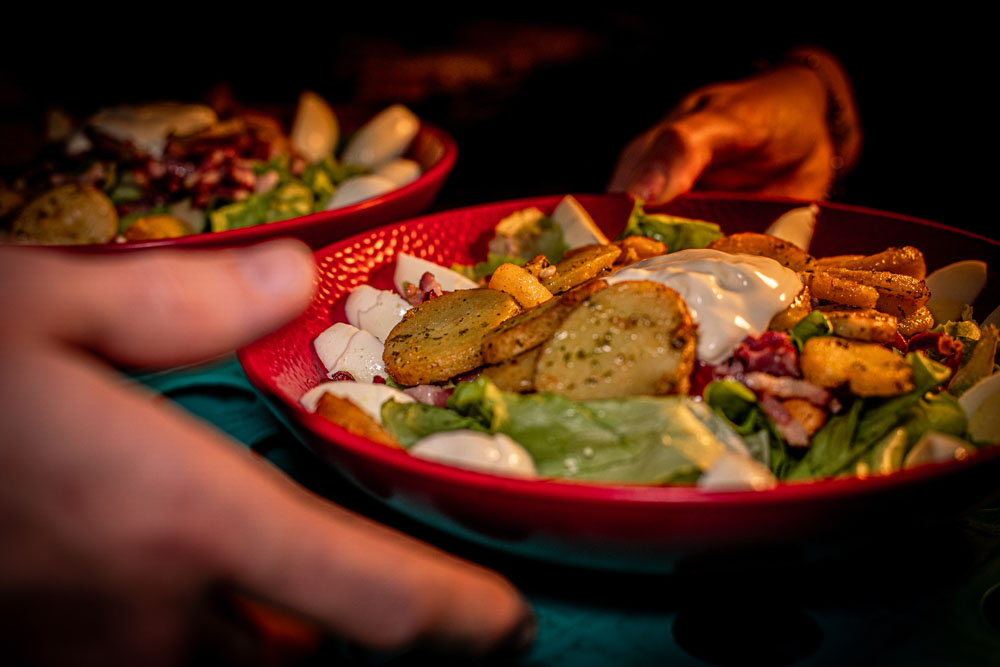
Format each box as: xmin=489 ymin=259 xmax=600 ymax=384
xmin=490 ymin=605 xmax=537 ymax=658
xmin=628 ymin=165 xmax=668 ymax=204
xmin=237 ymin=242 xmax=313 ymax=296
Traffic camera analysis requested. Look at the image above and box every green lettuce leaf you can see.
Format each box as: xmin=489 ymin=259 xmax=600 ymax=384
xmin=381 ymin=401 xmax=489 ymax=448
xmin=617 ymin=199 xmax=722 ymax=252
xmin=442 ymin=378 xmax=744 ymax=484
xmin=788 ymin=311 xmax=833 ymax=351
xmin=451 ymin=253 xmax=524 ymax=281
xmin=702 ymin=380 xmax=790 ymax=476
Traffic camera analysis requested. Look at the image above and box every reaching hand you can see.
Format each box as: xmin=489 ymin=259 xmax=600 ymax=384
xmin=609 ymin=47 xmax=861 ymax=206
xmin=0 ymin=241 xmax=534 ymax=666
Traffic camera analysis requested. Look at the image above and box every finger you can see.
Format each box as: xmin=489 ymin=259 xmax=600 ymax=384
xmin=0 ymin=240 xmax=316 ymax=367
xmin=2 ymin=345 xmax=535 ymax=657
xmin=619 ymin=111 xmax=745 ymax=205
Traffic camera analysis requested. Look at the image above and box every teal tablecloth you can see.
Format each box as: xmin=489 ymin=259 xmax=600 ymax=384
xmin=138 ymin=356 xmax=1000 ymax=666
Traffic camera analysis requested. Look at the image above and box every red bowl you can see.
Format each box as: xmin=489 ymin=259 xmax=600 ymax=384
xmin=53 ymin=121 xmax=457 ymax=252
xmin=238 ymin=193 xmax=1000 ymax=571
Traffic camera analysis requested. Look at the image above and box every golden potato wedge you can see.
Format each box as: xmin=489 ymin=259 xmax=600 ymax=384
xmin=818 ymin=307 xmax=898 ymax=344
xmin=12 ymin=184 xmax=118 ymax=245
xmin=708 ymin=232 xmax=815 ymax=271
xmin=541 ymin=244 xmax=620 ymax=294
xmin=534 ymin=281 xmax=696 ymax=400
xmin=315 ymin=393 xmax=400 ymax=448
xmin=800 ymin=337 xmax=914 ymax=397
xmin=488 ymin=262 xmax=554 ymax=309
xmin=769 ymin=285 xmax=812 ymax=331
xmin=815 ymin=246 xmax=926 ymax=280
xmin=800 ymin=271 xmax=879 ymax=308
xmin=482 ymin=347 xmax=541 ymax=393
xmin=614 ymin=236 xmax=667 ymax=265
xmin=123 ymin=214 xmax=192 ymax=242
xmin=783 ymin=398 xmax=827 ymax=440
xmin=897 ymin=306 xmax=934 ymax=337
xmin=818 ymin=267 xmax=929 ymax=302
xmin=481 ymin=279 xmax=607 ymax=364
xmin=383 ymin=288 xmax=521 ymax=385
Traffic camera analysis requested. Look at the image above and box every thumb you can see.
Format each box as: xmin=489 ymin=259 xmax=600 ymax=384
xmin=0 ymin=240 xmax=317 ymax=368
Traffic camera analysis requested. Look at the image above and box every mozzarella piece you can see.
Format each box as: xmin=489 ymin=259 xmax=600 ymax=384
xmin=551 ymin=195 xmax=609 ymax=248
xmin=958 ymin=371 xmax=1000 ymax=443
xmin=299 ymin=381 xmax=413 ymax=423
xmin=326 ymin=175 xmax=397 ymax=210
xmin=925 ymin=260 xmax=988 ymax=323
xmin=313 ymin=323 xmax=358 ymax=373
xmin=697 ymin=452 xmax=778 ymax=491
xmin=344 ymin=285 xmax=411 ymax=343
xmin=409 ymin=431 xmax=538 ymax=478
xmin=764 ymin=204 xmax=818 ymax=251
xmin=341 ymin=104 xmax=420 ymax=169
xmin=290 ymin=90 xmax=339 ymax=162
xmin=375 ymin=158 xmax=422 ymax=188
xmin=393 ymin=252 xmax=479 ymax=296
xmin=313 ymin=322 xmax=386 ymax=382
xmin=903 ymin=432 xmax=976 ymax=469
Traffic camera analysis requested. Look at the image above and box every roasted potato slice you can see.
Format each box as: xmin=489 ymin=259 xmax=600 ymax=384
xmin=769 ymin=285 xmax=812 ymax=331
xmin=818 ymin=307 xmax=898 ymax=344
xmin=613 ymin=236 xmax=667 ymax=265
xmin=12 ymin=184 xmax=118 ymax=245
xmin=541 ymin=244 xmax=620 ymax=294
xmin=315 ymin=393 xmax=400 ymax=448
xmin=708 ymin=232 xmax=814 ymax=271
xmin=488 ymin=262 xmax=554 ymax=308
xmin=533 ymin=281 xmax=696 ymax=400
xmin=800 ymin=337 xmax=914 ymax=397
xmin=482 ymin=347 xmax=541 ymax=393
xmin=383 ymin=288 xmax=521 ymax=385
xmin=815 ymin=246 xmax=926 ymax=280
xmin=123 ymin=214 xmax=191 ymax=242
xmin=481 ymin=280 xmax=607 ymax=364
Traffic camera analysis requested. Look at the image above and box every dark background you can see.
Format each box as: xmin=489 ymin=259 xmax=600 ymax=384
xmin=1 ymin=11 xmax=993 ymax=239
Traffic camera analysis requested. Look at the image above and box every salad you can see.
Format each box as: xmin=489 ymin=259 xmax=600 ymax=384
xmin=299 ymin=195 xmax=999 ymax=490
xmin=0 ymin=93 xmax=423 ymax=244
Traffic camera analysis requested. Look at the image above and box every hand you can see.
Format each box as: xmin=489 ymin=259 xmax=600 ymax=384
xmin=608 ymin=47 xmax=860 ymax=205
xmin=0 ymin=241 xmax=534 ymax=666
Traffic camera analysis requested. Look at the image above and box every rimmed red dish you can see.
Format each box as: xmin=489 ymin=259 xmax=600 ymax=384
xmin=238 ymin=193 xmax=1000 ymax=571
xmin=40 ymin=121 xmax=457 ymax=252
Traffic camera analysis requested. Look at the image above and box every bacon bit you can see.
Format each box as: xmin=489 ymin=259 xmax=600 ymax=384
xmin=906 ymin=332 xmax=964 ymax=374
xmin=403 ymin=385 xmax=452 ymax=407
xmin=742 ymin=372 xmax=831 ymax=406
xmin=689 ymin=361 xmax=719 ymax=398
xmin=372 ymin=376 xmax=387 ymax=384
xmin=759 ymin=395 xmax=811 ymax=446
xmin=329 ymin=371 xmax=355 ymax=382
xmin=734 ymin=331 xmax=800 ymax=378
xmin=404 ymin=271 xmax=447 ymax=306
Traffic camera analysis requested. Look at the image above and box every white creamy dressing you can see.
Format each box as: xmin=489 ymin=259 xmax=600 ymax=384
xmin=607 ymin=249 xmax=802 ymax=364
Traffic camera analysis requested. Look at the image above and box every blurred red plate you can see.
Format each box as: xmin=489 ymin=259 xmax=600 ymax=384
xmin=238 ymin=193 xmax=1000 ymax=571
xmin=53 ymin=121 xmax=456 ymax=252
